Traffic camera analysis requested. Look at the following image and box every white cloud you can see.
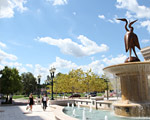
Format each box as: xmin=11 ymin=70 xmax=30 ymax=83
xmin=34 ymin=64 xmax=49 ymax=76
xmin=108 ymin=19 xmax=114 ymax=23
xmin=0 ymin=49 xmax=17 ymax=61
xmin=108 ymin=15 xmax=120 ymax=24
xmin=0 ymin=42 xmax=6 ymax=48
xmin=26 ymin=64 xmax=33 ymax=68
xmin=0 ymin=54 xmax=128 ymax=82
xmin=102 ymin=54 xmax=127 ymax=65
xmin=125 ymin=11 xmax=132 ymax=18
xmin=50 ymin=57 xmax=77 ymax=70
xmin=141 ymin=39 xmax=150 ymax=44
xmin=116 ymin=0 xmax=150 ymax=19
xmin=1 ymin=60 xmax=27 ymax=74
xmin=18 ymin=67 xmax=27 ymax=73
xmin=98 ymin=14 xmax=120 ymax=24
xmin=37 ymin=35 xmax=109 ymax=57
xmin=53 ymin=0 xmax=68 ymax=6
xmin=98 ymin=15 xmax=105 ymax=19
xmin=0 ymin=45 xmax=25 ymax=73
xmin=50 ymin=57 xmax=105 ymax=75
xmin=0 ymin=0 xmax=27 ymax=18
xmin=0 ymin=65 xmax=4 ymax=70
xmin=1 ymin=61 xmax=22 ymax=67
xmin=140 ymin=20 xmax=150 ymax=33
xmin=33 ymin=64 xmax=51 ymax=83
xmin=116 ymin=0 xmax=150 ymax=32
xmin=80 ymin=60 xmax=105 ymax=75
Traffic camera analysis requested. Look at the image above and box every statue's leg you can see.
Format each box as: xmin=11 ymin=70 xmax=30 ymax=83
xmin=133 ymin=47 xmax=138 ymax=58
xmin=129 ymin=48 xmax=132 ymax=58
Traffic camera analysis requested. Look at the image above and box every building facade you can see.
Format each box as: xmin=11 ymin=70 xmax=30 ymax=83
xmin=141 ymin=46 xmax=150 ymax=61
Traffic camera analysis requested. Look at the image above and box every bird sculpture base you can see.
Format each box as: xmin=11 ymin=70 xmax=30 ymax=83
xmin=125 ymin=57 xmax=140 ymax=63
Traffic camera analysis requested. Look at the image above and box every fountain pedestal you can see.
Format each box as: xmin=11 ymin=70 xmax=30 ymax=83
xmin=103 ymin=62 xmax=150 ymax=117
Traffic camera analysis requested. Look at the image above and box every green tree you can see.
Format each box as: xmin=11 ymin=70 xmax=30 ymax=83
xmin=68 ymin=69 xmax=84 ymax=93
xmin=81 ymin=69 xmax=106 ymax=93
xmin=54 ymin=73 xmax=69 ymax=93
xmin=0 ymin=66 xmax=22 ymax=102
xmin=47 ymin=68 xmax=110 ymax=96
xmin=21 ymin=72 xmax=37 ymax=96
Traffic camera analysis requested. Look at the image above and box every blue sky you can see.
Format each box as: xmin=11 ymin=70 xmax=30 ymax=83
xmin=0 ymin=0 xmax=150 ymax=83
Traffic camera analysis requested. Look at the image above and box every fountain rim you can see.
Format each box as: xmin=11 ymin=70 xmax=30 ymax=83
xmin=103 ymin=61 xmax=150 ymax=70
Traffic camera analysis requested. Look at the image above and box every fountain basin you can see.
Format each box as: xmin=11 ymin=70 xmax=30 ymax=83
xmin=64 ymin=106 xmax=150 ymax=120
xmin=113 ymin=102 xmax=150 ymax=117
xmin=103 ymin=62 xmax=150 ymax=117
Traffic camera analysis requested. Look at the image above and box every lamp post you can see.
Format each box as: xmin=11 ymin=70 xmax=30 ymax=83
xmin=37 ymin=75 xmax=41 ymax=98
xmin=49 ymin=67 xmax=56 ymax=100
xmin=104 ymin=79 xmax=109 ymax=100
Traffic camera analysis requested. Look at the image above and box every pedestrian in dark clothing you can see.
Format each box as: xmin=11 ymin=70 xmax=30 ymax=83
xmin=28 ymin=93 xmax=34 ymax=112
xmin=42 ymin=94 xmax=48 ymax=111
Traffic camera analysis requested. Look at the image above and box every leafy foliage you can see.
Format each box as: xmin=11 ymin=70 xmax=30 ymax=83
xmin=21 ymin=72 xmax=37 ymax=96
xmin=47 ymin=68 xmax=111 ymax=94
xmin=0 ymin=66 xmax=22 ymax=96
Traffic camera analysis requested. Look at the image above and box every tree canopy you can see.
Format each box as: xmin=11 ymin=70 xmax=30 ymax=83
xmin=21 ymin=72 xmax=37 ymax=96
xmin=47 ymin=68 xmax=111 ymax=94
xmin=0 ymin=66 xmax=22 ymax=95
xmin=0 ymin=66 xmax=113 ymax=97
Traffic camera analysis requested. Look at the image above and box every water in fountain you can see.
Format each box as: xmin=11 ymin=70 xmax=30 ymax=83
xmin=73 ymin=109 xmax=76 ymax=116
xmin=78 ymin=103 xmax=80 ymax=109
xmin=64 ymin=106 xmax=150 ymax=120
xmin=89 ymin=103 xmax=92 ymax=112
xmin=72 ymin=103 xmax=74 ymax=108
xmin=82 ymin=108 xmax=86 ymax=120
xmin=105 ymin=115 xmax=108 ymax=120
xmin=67 ymin=103 xmax=70 ymax=107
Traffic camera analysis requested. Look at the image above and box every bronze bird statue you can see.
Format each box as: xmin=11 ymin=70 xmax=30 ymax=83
xmin=117 ymin=18 xmax=141 ymax=62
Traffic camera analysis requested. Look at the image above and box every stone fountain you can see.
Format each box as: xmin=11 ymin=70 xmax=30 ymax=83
xmin=104 ymin=62 xmax=150 ymax=117
xmin=103 ymin=18 xmax=150 ymax=117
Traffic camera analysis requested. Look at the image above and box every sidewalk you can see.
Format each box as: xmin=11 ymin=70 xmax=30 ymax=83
xmin=0 ymin=104 xmax=56 ymax=120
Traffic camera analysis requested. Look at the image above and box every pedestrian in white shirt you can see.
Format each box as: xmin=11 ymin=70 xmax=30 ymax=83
xmin=42 ymin=94 xmax=48 ymax=111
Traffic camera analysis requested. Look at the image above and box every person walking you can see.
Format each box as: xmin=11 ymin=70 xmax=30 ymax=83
xmin=9 ymin=94 xmax=12 ymax=104
xmin=28 ymin=93 xmax=34 ymax=112
xmin=42 ymin=94 xmax=48 ymax=111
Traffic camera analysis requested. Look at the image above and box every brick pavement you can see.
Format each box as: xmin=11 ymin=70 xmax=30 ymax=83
xmin=0 ymin=105 xmax=56 ymax=120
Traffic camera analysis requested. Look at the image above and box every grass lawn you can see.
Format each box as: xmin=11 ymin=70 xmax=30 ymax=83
xmin=13 ymin=93 xmax=103 ymax=99
xmin=13 ymin=95 xmax=38 ymax=99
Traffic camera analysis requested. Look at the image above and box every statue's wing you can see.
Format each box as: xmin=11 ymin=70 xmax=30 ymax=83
xmin=124 ymin=33 xmax=129 ymax=52
xmin=133 ymin=34 xmax=141 ymax=50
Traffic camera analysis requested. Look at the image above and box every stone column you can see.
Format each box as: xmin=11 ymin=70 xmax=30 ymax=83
xmin=119 ymin=73 xmax=150 ymax=103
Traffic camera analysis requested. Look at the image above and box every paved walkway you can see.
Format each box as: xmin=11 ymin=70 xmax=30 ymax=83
xmin=0 ymin=105 xmax=56 ymax=120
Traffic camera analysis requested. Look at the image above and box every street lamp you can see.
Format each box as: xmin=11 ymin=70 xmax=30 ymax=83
xmin=49 ymin=67 xmax=56 ymax=100
xmin=37 ymin=75 xmax=41 ymax=98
